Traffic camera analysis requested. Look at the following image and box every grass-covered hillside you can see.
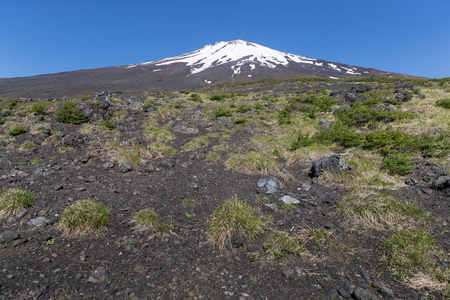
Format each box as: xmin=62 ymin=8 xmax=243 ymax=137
xmin=0 ymin=77 xmax=449 ymax=299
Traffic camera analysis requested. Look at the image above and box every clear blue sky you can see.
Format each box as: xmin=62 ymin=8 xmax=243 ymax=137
xmin=1 ymin=0 xmax=449 ymax=78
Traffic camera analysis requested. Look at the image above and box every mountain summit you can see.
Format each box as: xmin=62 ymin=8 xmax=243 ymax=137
xmin=0 ymin=39 xmax=414 ymax=98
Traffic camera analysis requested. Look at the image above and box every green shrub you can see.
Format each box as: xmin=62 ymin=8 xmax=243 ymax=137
xmin=213 ymin=108 xmax=233 ymax=118
xmin=315 ymin=122 xmax=364 ymax=148
xmin=236 ymin=106 xmax=252 ymax=113
xmin=278 ymin=106 xmax=293 ymax=125
xmin=0 ymin=188 xmax=34 ymax=214
xmin=189 ymin=93 xmax=203 ymax=103
xmin=336 ymin=105 xmax=416 ymax=127
xmin=30 ymin=102 xmax=47 ymax=115
xmin=7 ymin=101 xmax=17 ymax=110
xmin=381 ymin=154 xmax=414 ymax=175
xmin=290 ymin=132 xmax=313 ymax=150
xmin=364 ymin=130 xmax=417 ymax=155
xmin=0 ymin=119 xmax=5 ymax=125
xmin=8 ymin=124 xmax=27 ymax=136
xmin=142 ymin=103 xmax=154 ymax=111
xmin=234 ymin=118 xmax=246 ymax=124
xmin=58 ymin=199 xmax=110 ymax=233
xmin=56 ymin=101 xmax=88 ymax=124
xmin=436 ymin=98 xmax=450 ymax=109
xmin=207 ymin=198 xmax=264 ymax=249
xmin=100 ymin=120 xmax=116 ymax=130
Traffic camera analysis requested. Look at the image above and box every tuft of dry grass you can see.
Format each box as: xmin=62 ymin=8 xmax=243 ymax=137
xmin=57 ymin=199 xmax=110 ymax=234
xmin=225 ymin=152 xmax=278 ymax=175
xmin=0 ymin=188 xmax=34 ymax=216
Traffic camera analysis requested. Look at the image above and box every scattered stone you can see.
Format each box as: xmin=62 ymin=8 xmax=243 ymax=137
xmin=231 ymin=235 xmax=246 ymax=248
xmin=432 ymin=176 xmax=450 ymax=190
xmin=53 ymin=184 xmax=64 ymax=191
xmin=120 ymin=161 xmax=133 ymax=173
xmin=172 ymin=122 xmax=199 ymax=134
xmin=309 ymin=155 xmax=353 ymax=177
xmin=27 ymin=217 xmax=50 ymax=227
xmin=282 ymin=269 xmax=295 ymax=278
xmin=16 ymin=208 xmax=28 ymax=218
xmin=337 ymin=287 xmax=352 ymax=298
xmin=0 ymin=230 xmax=19 ymax=242
xmin=379 ymin=284 xmax=395 ymax=299
xmin=299 ymin=180 xmax=312 ymax=191
xmin=101 ymin=162 xmax=114 ymax=170
xmin=87 ymin=266 xmax=108 ymax=283
xmin=404 ymin=177 xmax=418 ymax=186
xmin=85 ymin=175 xmax=96 ymax=182
xmin=353 ymin=288 xmax=378 ymax=300
xmin=279 ymin=195 xmax=300 ymax=204
xmin=359 ymin=268 xmax=371 ymax=282
xmin=318 ymin=120 xmax=331 ymax=128
xmin=256 ymin=177 xmax=284 ymax=194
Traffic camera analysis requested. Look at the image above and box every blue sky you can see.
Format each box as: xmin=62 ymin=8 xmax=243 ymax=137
xmin=1 ymin=0 xmax=449 ymax=78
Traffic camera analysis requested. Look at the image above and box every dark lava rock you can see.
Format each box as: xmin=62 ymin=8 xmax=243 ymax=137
xmin=379 ymin=284 xmax=395 ymax=299
xmin=309 ymin=155 xmax=353 ymax=177
xmin=256 ymin=177 xmax=285 ymax=194
xmin=353 ymin=288 xmax=378 ymax=300
xmin=121 ymin=161 xmax=133 ymax=173
xmin=432 ymin=176 xmax=450 ymax=190
xmin=0 ymin=230 xmax=20 ymax=242
xmin=318 ymin=119 xmax=331 ymax=128
xmin=231 ymin=235 xmax=246 ymax=248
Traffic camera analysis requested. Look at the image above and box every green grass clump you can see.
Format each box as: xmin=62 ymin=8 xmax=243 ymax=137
xmin=207 ymin=198 xmax=264 ymax=249
xmin=182 ymin=136 xmax=210 ymax=151
xmin=0 ymin=188 xmax=34 ymax=215
xmin=435 ymin=98 xmax=450 ymax=109
xmin=381 ymin=154 xmax=414 ymax=175
xmin=225 ymin=152 xmax=278 ymax=174
xmin=58 ymin=199 xmax=110 ymax=233
xmin=134 ymin=208 xmax=174 ymax=236
xmin=55 ymin=101 xmax=88 ymax=124
xmin=384 ymin=230 xmax=449 ymax=283
xmin=338 ymin=188 xmax=429 ymax=231
xmin=263 ymin=230 xmax=303 ymax=259
xmin=19 ymin=141 xmax=37 ymax=151
xmin=143 ymin=125 xmax=174 ymax=142
xmin=8 ymin=124 xmax=28 ymax=136
xmin=0 ymin=119 xmax=5 ymax=125
xmin=213 ymin=107 xmax=233 ymax=118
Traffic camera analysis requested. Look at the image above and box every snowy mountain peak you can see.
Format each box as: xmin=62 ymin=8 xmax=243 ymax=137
xmin=139 ymin=39 xmax=318 ymax=75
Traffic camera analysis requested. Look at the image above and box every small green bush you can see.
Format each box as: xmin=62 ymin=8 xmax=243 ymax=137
xmin=56 ymin=101 xmax=88 ymax=124
xmin=0 ymin=119 xmax=5 ymax=125
xmin=30 ymin=102 xmax=47 ymax=115
xmin=364 ymin=130 xmax=416 ymax=155
xmin=381 ymin=154 xmax=414 ymax=175
xmin=290 ymin=132 xmax=313 ymax=150
xmin=58 ymin=199 xmax=110 ymax=233
xmin=8 ymin=124 xmax=27 ymax=136
xmin=436 ymin=98 xmax=450 ymax=109
xmin=213 ymin=108 xmax=233 ymax=118
xmin=7 ymin=101 xmax=17 ymax=110
xmin=315 ymin=122 xmax=364 ymax=148
xmin=0 ymin=188 xmax=34 ymax=214
xmin=189 ymin=93 xmax=203 ymax=103
xmin=236 ymin=106 xmax=252 ymax=113
xmin=234 ymin=118 xmax=246 ymax=124
xmin=100 ymin=120 xmax=116 ymax=130
xmin=278 ymin=106 xmax=293 ymax=125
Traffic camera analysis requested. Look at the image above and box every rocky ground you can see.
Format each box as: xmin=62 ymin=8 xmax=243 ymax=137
xmin=0 ymin=78 xmax=449 ymax=299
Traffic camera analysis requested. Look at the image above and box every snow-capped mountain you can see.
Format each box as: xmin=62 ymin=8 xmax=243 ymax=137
xmin=126 ymin=39 xmax=372 ymax=82
xmin=0 ymin=39 xmax=414 ymax=98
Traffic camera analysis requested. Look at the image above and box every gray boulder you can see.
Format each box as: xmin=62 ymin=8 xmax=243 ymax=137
xmin=309 ymin=155 xmax=353 ymax=177
xmin=431 ymin=176 xmax=450 ymax=190
xmin=256 ymin=177 xmax=284 ymax=194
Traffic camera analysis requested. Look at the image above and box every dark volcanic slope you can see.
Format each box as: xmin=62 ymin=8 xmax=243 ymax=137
xmin=0 ymin=39 xmax=416 ymax=99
